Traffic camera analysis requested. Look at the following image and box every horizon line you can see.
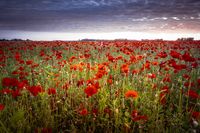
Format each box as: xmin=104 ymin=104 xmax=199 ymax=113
xmin=0 ymin=31 xmax=200 ymax=41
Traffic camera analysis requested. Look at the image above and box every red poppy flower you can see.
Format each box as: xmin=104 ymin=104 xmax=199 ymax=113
xmin=12 ymin=89 xmax=21 ymax=98
xmin=69 ymin=56 xmax=76 ymax=62
xmin=191 ymin=111 xmax=200 ymax=119
xmin=132 ymin=115 xmax=148 ymax=122
xmin=131 ymin=110 xmax=148 ymax=122
xmin=17 ymin=80 xmax=28 ymax=89
xmin=47 ymin=88 xmax=56 ymax=95
xmin=121 ymin=64 xmax=129 ymax=75
xmin=144 ymin=61 xmax=151 ymax=69
xmin=191 ymin=62 xmax=198 ymax=68
xmin=95 ymin=72 xmax=104 ymax=79
xmin=131 ymin=110 xmax=138 ymax=118
xmin=28 ymin=85 xmax=44 ymax=96
xmin=198 ymin=78 xmax=200 ymax=85
xmin=14 ymin=52 xmax=21 ymax=61
xmin=157 ymin=51 xmax=167 ymax=58
xmin=77 ymin=79 xmax=84 ymax=87
xmin=107 ymin=54 xmax=115 ymax=62
xmin=0 ymin=88 xmax=12 ymax=94
xmin=84 ymin=85 xmax=98 ymax=97
xmin=184 ymin=82 xmax=194 ymax=88
xmin=132 ymin=69 xmax=139 ymax=75
xmin=40 ymin=50 xmax=45 ymax=57
xmin=92 ymin=108 xmax=98 ymax=116
xmin=79 ymin=108 xmax=88 ymax=116
xmin=26 ymin=60 xmax=33 ymax=65
xmin=125 ymin=90 xmax=138 ymax=99
xmin=12 ymin=70 xmax=18 ymax=75
xmin=2 ymin=77 xmax=19 ymax=87
xmin=170 ymin=50 xmax=181 ymax=59
xmin=147 ymin=73 xmax=156 ymax=79
xmin=182 ymin=52 xmax=195 ymax=62
xmin=152 ymin=61 xmax=159 ymax=66
xmin=172 ymin=63 xmax=186 ymax=71
xmin=186 ymin=90 xmax=199 ymax=99
xmin=104 ymin=107 xmax=111 ymax=115
xmin=163 ymin=76 xmax=171 ymax=82
xmin=107 ymin=79 xmax=113 ymax=85
xmin=0 ymin=104 xmax=5 ymax=111
xmin=159 ymin=85 xmax=170 ymax=104
xmin=183 ymin=74 xmax=190 ymax=80
xmin=0 ymin=50 xmax=3 ymax=55
xmin=161 ymin=86 xmax=169 ymax=93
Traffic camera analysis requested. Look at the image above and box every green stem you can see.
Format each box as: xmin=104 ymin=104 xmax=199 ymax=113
xmin=0 ymin=120 xmax=9 ymax=133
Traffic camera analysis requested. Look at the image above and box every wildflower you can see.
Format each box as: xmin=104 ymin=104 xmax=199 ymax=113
xmin=182 ymin=52 xmax=195 ymax=62
xmin=79 ymin=108 xmax=88 ymax=116
xmin=192 ymin=111 xmax=200 ymax=120
xmin=40 ymin=50 xmax=45 ymax=57
xmin=47 ymin=88 xmax=56 ymax=95
xmin=26 ymin=60 xmax=33 ymax=65
xmin=170 ymin=50 xmax=181 ymax=59
xmin=157 ymin=51 xmax=167 ymax=58
xmin=186 ymin=90 xmax=199 ymax=99
xmin=132 ymin=69 xmax=139 ymax=75
xmin=107 ymin=54 xmax=115 ymax=62
xmin=2 ymin=77 xmax=18 ymax=87
xmin=84 ymin=85 xmax=98 ymax=97
xmin=161 ymin=86 xmax=169 ymax=93
xmin=104 ymin=107 xmax=111 ymax=115
xmin=184 ymin=82 xmax=194 ymax=88
xmin=160 ymin=93 xmax=167 ymax=105
xmin=92 ymin=108 xmax=98 ymax=116
xmin=131 ymin=110 xmax=148 ymax=122
xmin=163 ymin=76 xmax=171 ymax=82
xmin=198 ymin=78 xmax=200 ymax=85
xmin=171 ymin=63 xmax=186 ymax=71
xmin=28 ymin=85 xmax=44 ymax=96
xmin=131 ymin=110 xmax=138 ymax=118
xmin=125 ymin=90 xmax=138 ymax=99
xmin=144 ymin=61 xmax=151 ymax=69
xmin=0 ymin=104 xmax=5 ymax=111
xmin=77 ymin=79 xmax=84 ymax=87
xmin=183 ymin=74 xmax=190 ymax=80
xmin=159 ymin=86 xmax=169 ymax=105
xmin=147 ymin=73 xmax=156 ymax=79
xmin=17 ymin=80 xmax=28 ymax=89
xmin=107 ymin=75 xmax=113 ymax=85
xmin=12 ymin=89 xmax=21 ymax=98
xmin=132 ymin=115 xmax=148 ymax=122
xmin=0 ymin=88 xmax=12 ymax=94
xmin=121 ymin=64 xmax=129 ymax=75
xmin=107 ymin=79 xmax=113 ymax=85
xmin=14 ymin=52 xmax=21 ymax=61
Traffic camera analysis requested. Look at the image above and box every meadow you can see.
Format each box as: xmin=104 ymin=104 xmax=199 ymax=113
xmin=0 ymin=40 xmax=200 ymax=133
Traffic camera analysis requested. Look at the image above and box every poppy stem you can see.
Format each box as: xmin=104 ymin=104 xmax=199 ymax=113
xmin=0 ymin=120 xmax=9 ymax=133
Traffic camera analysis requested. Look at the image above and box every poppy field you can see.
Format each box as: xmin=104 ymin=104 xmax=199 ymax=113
xmin=0 ymin=40 xmax=200 ymax=132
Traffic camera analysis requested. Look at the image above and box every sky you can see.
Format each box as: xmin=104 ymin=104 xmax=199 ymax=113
xmin=0 ymin=0 xmax=200 ymax=40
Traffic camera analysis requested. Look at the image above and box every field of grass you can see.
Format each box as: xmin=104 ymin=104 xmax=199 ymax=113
xmin=0 ymin=40 xmax=200 ymax=133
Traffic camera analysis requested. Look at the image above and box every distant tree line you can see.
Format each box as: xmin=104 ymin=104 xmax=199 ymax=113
xmin=0 ymin=38 xmax=196 ymax=42
xmin=177 ymin=37 xmax=194 ymax=41
xmin=0 ymin=39 xmax=31 ymax=41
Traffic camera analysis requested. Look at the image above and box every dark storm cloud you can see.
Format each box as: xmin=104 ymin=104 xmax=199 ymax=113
xmin=0 ymin=0 xmax=200 ymax=33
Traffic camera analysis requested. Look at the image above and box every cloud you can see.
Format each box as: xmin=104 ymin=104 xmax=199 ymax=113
xmin=0 ymin=0 xmax=200 ymax=33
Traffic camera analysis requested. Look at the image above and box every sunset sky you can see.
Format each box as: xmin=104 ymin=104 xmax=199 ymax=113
xmin=0 ymin=0 xmax=200 ymax=40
